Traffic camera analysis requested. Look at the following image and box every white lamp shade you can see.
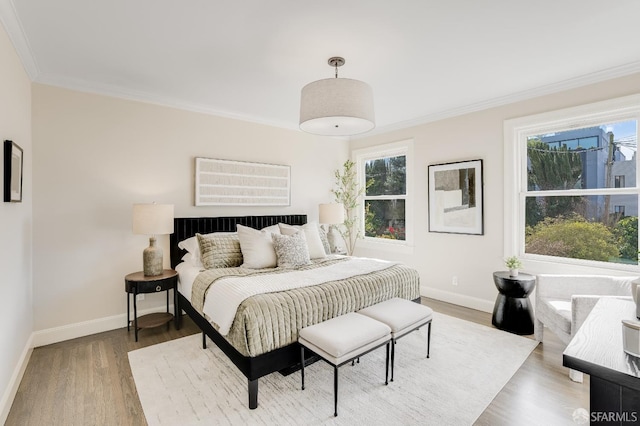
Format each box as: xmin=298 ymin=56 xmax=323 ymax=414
xmin=132 ymin=203 xmax=174 ymax=235
xmin=319 ymin=203 xmax=345 ymax=224
xmin=300 ymin=78 xmax=375 ymax=136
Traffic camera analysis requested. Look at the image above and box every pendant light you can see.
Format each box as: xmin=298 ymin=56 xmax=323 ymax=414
xmin=299 ymin=57 xmax=375 ymax=136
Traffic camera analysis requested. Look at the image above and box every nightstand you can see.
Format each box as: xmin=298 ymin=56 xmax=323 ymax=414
xmin=125 ymin=269 xmax=179 ymax=341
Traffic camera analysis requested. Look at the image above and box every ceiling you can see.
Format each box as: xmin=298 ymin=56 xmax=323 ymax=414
xmin=2 ymin=0 xmax=640 ymax=136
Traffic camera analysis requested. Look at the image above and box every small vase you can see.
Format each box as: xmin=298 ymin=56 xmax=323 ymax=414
xmin=509 ymin=268 xmax=518 ymax=277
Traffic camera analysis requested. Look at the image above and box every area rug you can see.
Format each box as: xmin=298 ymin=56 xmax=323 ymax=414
xmin=128 ymin=312 xmax=537 ymax=425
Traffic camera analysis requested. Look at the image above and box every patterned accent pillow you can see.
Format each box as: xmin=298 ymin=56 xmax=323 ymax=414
xmin=272 ymin=231 xmax=311 ymax=268
xmin=278 ymin=221 xmax=326 ymax=259
xmin=196 ymin=232 xmax=243 ymax=269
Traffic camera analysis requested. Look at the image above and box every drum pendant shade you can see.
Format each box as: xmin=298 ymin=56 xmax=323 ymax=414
xmin=299 ymin=57 xmax=375 ymax=136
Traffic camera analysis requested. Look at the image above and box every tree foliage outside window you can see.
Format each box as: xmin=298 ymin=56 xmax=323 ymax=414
xmin=526 ymin=215 xmax=619 ymax=262
xmin=613 ymin=216 xmax=638 ymax=262
xmin=523 ymin=121 xmax=638 ymax=265
xmin=364 ymin=155 xmax=407 ymax=240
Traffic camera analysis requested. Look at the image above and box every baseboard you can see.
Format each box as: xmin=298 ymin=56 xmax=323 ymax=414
xmin=32 ymin=305 xmax=176 ymax=348
xmin=421 ymin=286 xmax=494 ymax=314
xmin=0 ymin=334 xmax=33 ymax=425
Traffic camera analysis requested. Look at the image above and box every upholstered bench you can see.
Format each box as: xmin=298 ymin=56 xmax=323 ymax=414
xmin=298 ymin=312 xmax=392 ymax=417
xmin=358 ymin=298 xmax=433 ymax=381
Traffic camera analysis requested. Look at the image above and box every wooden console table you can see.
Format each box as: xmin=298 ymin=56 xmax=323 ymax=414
xmin=563 ymin=298 xmax=640 ymax=425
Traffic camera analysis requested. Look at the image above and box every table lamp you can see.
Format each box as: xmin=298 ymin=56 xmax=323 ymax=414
xmin=319 ymin=203 xmax=345 ymax=253
xmin=319 ymin=203 xmax=345 ymax=225
xmin=132 ymin=203 xmax=174 ymax=276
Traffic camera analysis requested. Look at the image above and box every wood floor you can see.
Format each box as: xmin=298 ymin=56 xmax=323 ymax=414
xmin=6 ymin=298 xmax=588 ymax=425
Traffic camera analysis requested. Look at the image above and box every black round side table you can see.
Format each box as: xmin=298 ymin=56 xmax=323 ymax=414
xmin=492 ymin=271 xmax=536 ymax=335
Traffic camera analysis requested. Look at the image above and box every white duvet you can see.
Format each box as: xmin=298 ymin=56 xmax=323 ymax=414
xmin=190 ymin=257 xmax=397 ymax=336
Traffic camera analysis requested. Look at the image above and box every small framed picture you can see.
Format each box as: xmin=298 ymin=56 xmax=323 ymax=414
xmin=428 ymin=159 xmax=483 ymax=235
xmin=4 ymin=140 xmax=24 ymax=203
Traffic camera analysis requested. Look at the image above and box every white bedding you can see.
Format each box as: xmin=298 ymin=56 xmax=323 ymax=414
xmin=175 ymin=262 xmax=201 ymax=303
xmin=204 ymin=257 xmax=397 ymax=335
xmin=177 ymin=257 xmax=399 ymax=336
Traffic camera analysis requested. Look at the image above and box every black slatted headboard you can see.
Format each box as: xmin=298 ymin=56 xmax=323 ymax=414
xmin=170 ymin=214 xmax=307 ymax=268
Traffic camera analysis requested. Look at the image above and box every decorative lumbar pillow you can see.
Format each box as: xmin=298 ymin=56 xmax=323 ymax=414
xmin=272 ymin=231 xmax=311 ymax=268
xmin=178 ymin=232 xmax=238 ymax=268
xmin=278 ymin=222 xmax=326 ymax=259
xmin=237 ymin=224 xmax=278 ymax=269
xmin=196 ymin=232 xmax=243 ymax=269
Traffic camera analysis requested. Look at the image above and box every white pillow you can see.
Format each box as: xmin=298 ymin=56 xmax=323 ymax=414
xmin=261 ymin=224 xmax=281 ymax=235
xmin=278 ymin=221 xmax=326 ymax=260
xmin=178 ymin=236 xmax=203 ymax=268
xmin=178 ymin=236 xmax=199 ymax=256
xmin=237 ymin=224 xmax=278 ymax=269
xmin=180 ymin=252 xmax=203 ymax=268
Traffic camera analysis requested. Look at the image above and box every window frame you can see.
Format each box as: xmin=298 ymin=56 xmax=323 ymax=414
xmin=504 ymin=94 xmax=640 ymax=271
xmin=354 ymin=139 xmax=414 ymax=252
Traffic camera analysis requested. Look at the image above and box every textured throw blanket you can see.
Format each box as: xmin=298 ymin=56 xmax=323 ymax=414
xmin=192 ymin=257 xmax=397 ymax=335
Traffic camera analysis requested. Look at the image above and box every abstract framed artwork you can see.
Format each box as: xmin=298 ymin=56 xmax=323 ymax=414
xmin=195 ymin=157 xmax=291 ymax=206
xmin=4 ymin=140 xmax=23 ymax=203
xmin=428 ymin=159 xmax=483 ymax=235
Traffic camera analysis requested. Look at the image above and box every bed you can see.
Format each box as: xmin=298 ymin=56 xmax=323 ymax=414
xmin=170 ymin=215 xmax=420 ymax=409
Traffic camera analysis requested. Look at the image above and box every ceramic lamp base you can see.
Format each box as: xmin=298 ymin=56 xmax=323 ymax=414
xmin=143 ymin=236 xmax=163 ymax=276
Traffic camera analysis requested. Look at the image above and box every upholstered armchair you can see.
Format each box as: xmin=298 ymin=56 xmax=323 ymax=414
xmin=534 ymin=274 xmax=638 ymax=382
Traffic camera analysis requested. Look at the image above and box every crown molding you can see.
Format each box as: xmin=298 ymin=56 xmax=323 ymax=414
xmin=35 ymin=73 xmax=303 ymax=131
xmin=27 ymin=59 xmax=640 ymax=139
xmin=355 ymin=61 xmax=640 ymax=139
xmin=3 ymin=0 xmax=639 ymax=139
xmin=0 ymin=0 xmax=38 ymax=79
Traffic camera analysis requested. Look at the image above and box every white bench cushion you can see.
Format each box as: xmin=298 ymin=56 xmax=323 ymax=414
xmin=358 ymin=298 xmax=433 ymax=339
xmin=299 ymin=312 xmax=391 ymax=365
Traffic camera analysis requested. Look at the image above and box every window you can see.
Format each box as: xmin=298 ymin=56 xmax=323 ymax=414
xmin=354 ymin=140 xmax=413 ymax=248
xmin=505 ymin=95 xmax=640 ymax=269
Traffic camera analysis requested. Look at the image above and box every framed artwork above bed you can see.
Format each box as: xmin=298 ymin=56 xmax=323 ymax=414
xmin=195 ymin=157 xmax=291 ymax=206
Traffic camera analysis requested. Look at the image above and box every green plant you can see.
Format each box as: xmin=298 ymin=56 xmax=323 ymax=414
xmin=613 ymin=216 xmax=638 ymax=261
xmin=525 ymin=215 xmax=619 ymax=262
xmin=331 ymin=159 xmax=373 ymax=256
xmin=505 ymin=256 xmax=522 ymax=270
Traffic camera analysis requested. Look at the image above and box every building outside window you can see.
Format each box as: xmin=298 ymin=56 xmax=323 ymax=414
xmin=505 ymin=95 xmax=639 ymax=269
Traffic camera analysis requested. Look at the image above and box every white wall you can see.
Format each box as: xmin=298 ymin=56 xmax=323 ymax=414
xmin=31 ymin=84 xmax=347 ymax=338
xmin=351 ymin=73 xmax=640 ymax=312
xmin=0 ymin=21 xmax=32 ymax=424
